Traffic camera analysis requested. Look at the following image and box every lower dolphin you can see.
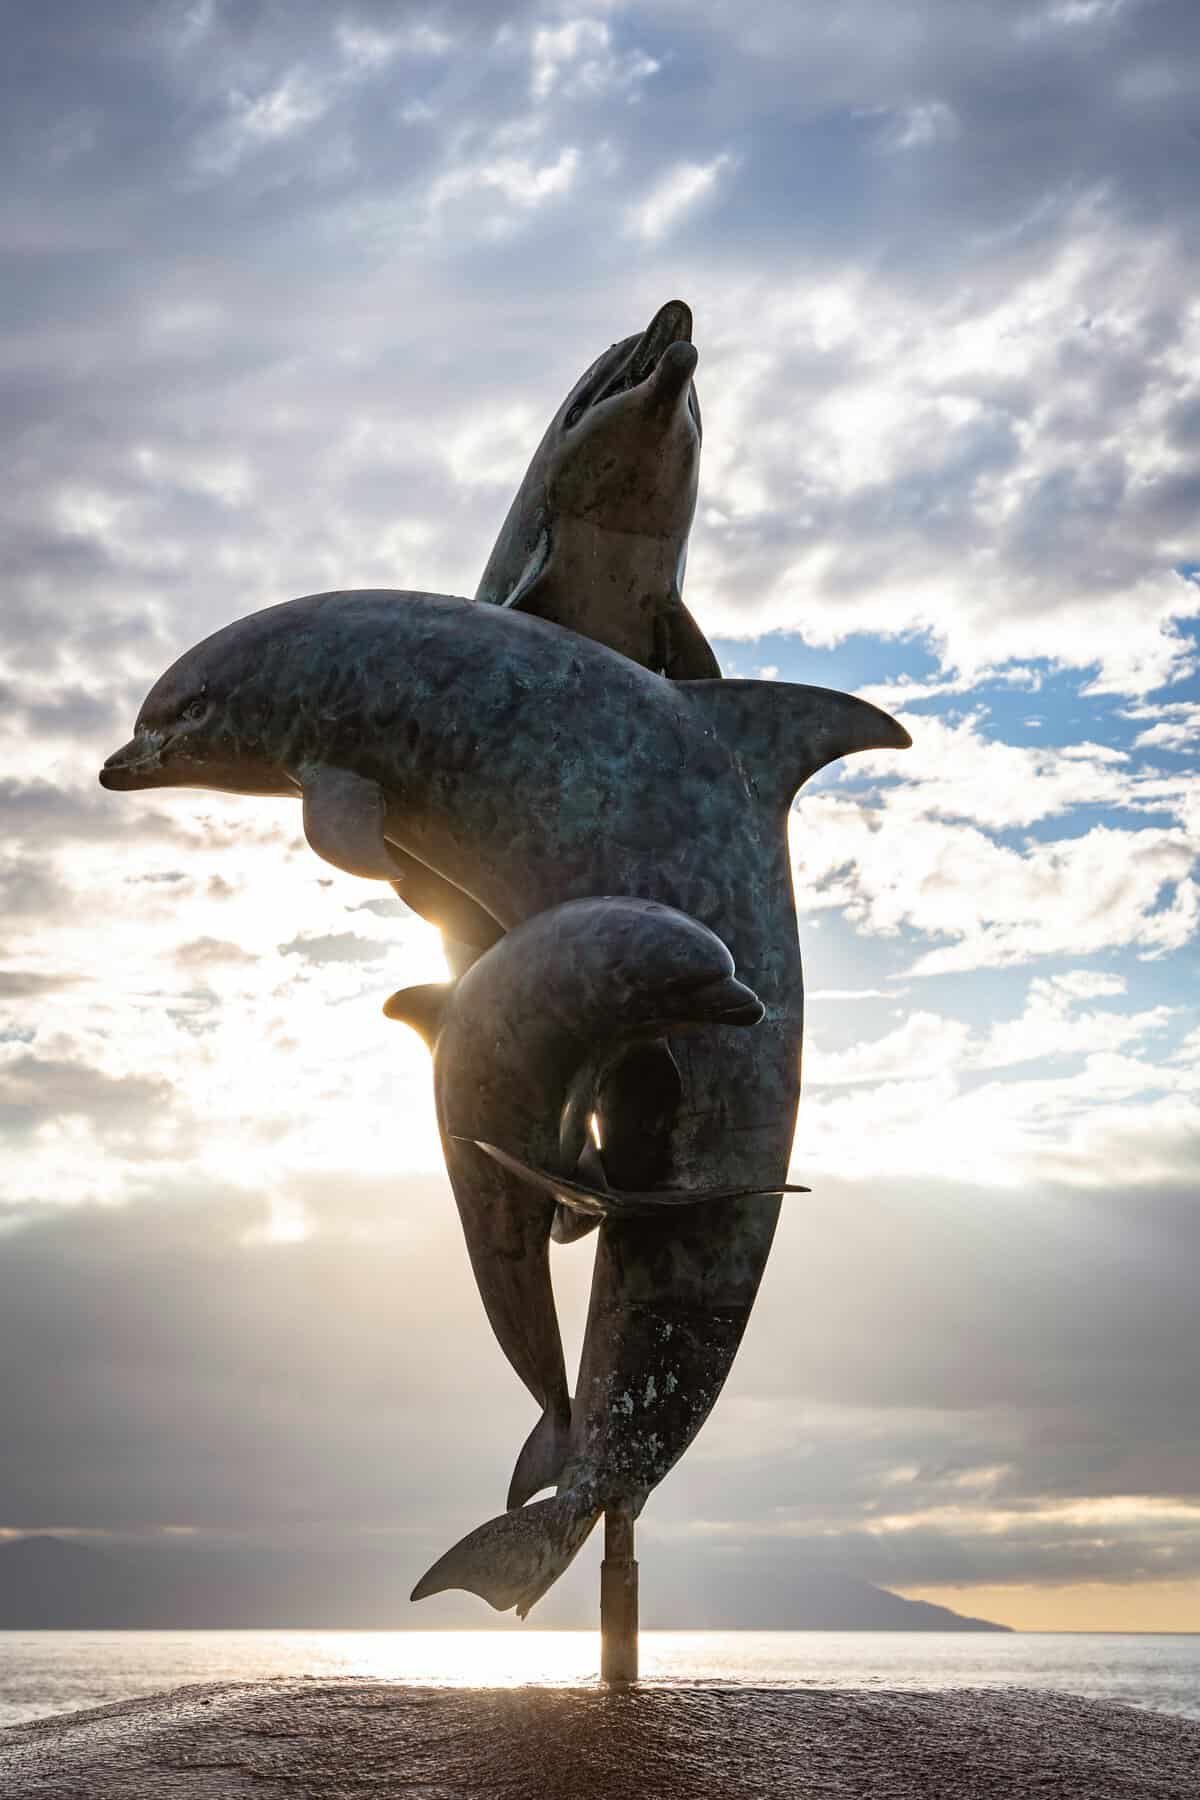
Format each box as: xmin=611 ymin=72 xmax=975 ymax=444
xmin=384 ymin=896 xmax=798 ymax=1510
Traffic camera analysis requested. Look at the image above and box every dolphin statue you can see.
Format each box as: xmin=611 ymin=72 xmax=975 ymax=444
xmin=475 ymin=300 xmax=719 ymax=679
xmin=383 ymin=896 xmax=804 ymax=1510
xmin=100 ymin=587 xmax=909 ymax=1609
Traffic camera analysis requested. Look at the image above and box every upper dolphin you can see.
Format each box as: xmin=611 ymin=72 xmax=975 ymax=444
xmin=100 ymin=587 xmax=909 ymax=1607
xmin=474 ymin=300 xmax=719 ymax=679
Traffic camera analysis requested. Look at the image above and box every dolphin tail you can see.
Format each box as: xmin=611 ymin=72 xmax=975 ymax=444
xmin=411 ymin=1492 xmax=600 ymax=1619
xmin=681 ymin=679 xmax=910 ymax=807
xmin=507 ymin=1406 xmax=573 ymax=1510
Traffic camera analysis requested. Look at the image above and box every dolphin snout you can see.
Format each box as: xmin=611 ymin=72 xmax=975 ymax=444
xmin=682 ymin=972 xmax=765 ymax=1028
xmin=646 ymin=339 xmax=699 ymax=414
xmin=99 ymin=733 xmax=164 ymax=790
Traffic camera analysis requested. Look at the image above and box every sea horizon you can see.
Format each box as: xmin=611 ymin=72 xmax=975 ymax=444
xmin=5 ymin=1623 xmax=1200 ymax=1635
xmin=3 ymin=1627 xmax=1199 ymax=1732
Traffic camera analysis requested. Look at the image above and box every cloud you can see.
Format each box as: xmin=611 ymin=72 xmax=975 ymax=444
xmin=0 ymin=971 xmax=85 ymax=998
xmin=797 ymin=798 xmax=1197 ymax=973
xmin=1125 ymin=699 xmax=1200 ymax=752
xmin=0 ymin=1182 xmax=510 ymax=1534
xmin=0 ymin=1053 xmax=175 ymax=1153
xmin=175 ymin=937 xmax=256 ymax=967
xmin=789 ymin=709 xmax=1199 ymax=973
xmin=672 ymin=1165 xmax=1200 ymax=1588
xmin=795 ymin=968 xmax=1192 ymax=1191
xmin=530 ymin=19 xmax=660 ymax=103
xmin=687 ymin=252 xmax=1200 ymax=690
xmin=627 ymin=153 xmax=734 ymax=241
xmin=1 ymin=1167 xmax=1195 ymax=1600
xmin=427 ymin=146 xmax=581 ymax=227
xmin=812 ymin=974 xmax=1171 ymax=1087
xmin=277 ymin=930 xmax=390 ymax=964
xmin=6 ymin=0 xmax=1199 ymax=698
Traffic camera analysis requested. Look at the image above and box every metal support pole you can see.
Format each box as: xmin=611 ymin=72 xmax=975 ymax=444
xmin=600 ymin=1503 xmax=638 ymax=1684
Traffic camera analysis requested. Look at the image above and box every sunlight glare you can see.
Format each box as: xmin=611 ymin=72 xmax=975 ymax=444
xmin=303 ymin=1631 xmax=605 ymax=1687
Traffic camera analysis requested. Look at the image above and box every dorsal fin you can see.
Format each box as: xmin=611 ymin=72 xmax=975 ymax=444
xmin=659 ymin=589 xmax=721 ymax=680
xmin=679 ymin=679 xmax=910 ymax=810
xmin=382 ymin=981 xmax=452 ymax=1046
xmin=499 ymin=528 xmax=551 ymax=612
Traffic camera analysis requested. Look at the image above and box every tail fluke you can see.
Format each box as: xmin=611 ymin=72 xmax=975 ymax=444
xmin=507 ymin=1406 xmax=572 ymax=1510
xmin=412 ymin=1492 xmax=600 ymax=1619
xmin=464 ymin=1139 xmax=809 ymax=1217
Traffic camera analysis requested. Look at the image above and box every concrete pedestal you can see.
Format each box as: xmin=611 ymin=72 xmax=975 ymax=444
xmin=4 ymin=1681 xmax=1197 ymax=1797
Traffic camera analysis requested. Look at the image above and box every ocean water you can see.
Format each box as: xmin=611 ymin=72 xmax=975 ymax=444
xmin=1 ymin=1630 xmax=1198 ymax=1731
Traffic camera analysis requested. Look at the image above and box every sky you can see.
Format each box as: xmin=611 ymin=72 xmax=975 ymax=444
xmin=2 ymin=0 xmax=1198 ymax=1634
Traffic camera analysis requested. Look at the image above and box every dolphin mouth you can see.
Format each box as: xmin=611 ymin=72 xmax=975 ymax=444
xmin=597 ymin=299 xmax=698 ymax=412
xmin=678 ymin=973 xmax=765 ymax=1028
xmin=99 ymin=733 xmax=167 ymax=790
xmin=625 ymin=299 xmax=693 ymax=387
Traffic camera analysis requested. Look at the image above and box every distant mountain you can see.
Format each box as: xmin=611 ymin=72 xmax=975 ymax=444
xmin=0 ymin=1535 xmax=1009 ymax=1630
xmin=692 ymin=1561 xmax=1008 ymax=1633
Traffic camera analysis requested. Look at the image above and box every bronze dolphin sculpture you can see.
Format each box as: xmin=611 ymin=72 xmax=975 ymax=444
xmin=99 ymin=588 xmax=909 ymax=1609
xmin=475 ymin=299 xmax=719 ymax=679
xmin=384 ymin=896 xmax=803 ymax=1510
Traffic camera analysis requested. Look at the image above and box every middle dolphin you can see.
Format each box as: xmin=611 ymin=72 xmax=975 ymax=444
xmin=384 ymin=897 xmax=800 ymax=1510
xmin=475 ymin=299 xmax=720 ymax=679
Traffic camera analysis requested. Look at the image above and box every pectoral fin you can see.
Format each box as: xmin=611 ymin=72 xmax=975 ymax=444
xmin=300 ymin=765 xmax=402 ymax=880
xmin=390 ymin=856 xmax=503 ymax=957
xmin=551 ymin=1204 xmax=600 ymax=1245
xmin=575 ymin=1138 xmax=609 ymax=1190
xmin=387 ymin=858 xmax=503 ymax=955
xmin=463 ymin=1139 xmax=809 ymax=1217
xmin=550 ymin=1137 xmax=607 ymax=1244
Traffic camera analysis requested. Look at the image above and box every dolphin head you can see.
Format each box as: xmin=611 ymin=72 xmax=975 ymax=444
xmin=608 ymin=901 xmax=764 ymax=1035
xmin=543 ymin=298 xmax=702 ymax=538
xmin=99 ymin=611 xmax=296 ymax=796
xmin=539 ymin=898 xmax=763 ymax=1042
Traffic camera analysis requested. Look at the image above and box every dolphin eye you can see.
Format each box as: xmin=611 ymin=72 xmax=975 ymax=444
xmin=563 ymin=400 xmax=586 ymax=430
xmin=182 ymin=698 xmax=208 ymax=723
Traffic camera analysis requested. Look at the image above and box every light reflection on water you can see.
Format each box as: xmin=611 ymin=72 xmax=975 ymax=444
xmin=2 ymin=1630 xmax=1200 ymax=1729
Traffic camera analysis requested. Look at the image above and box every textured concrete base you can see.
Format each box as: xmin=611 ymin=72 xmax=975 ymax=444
xmin=2 ymin=1680 xmax=1198 ymax=1798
